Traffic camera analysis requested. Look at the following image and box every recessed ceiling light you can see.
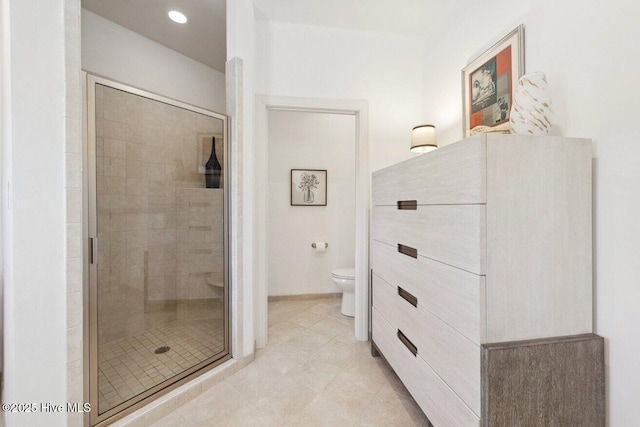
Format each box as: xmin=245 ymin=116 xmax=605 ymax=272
xmin=168 ymin=10 xmax=188 ymax=24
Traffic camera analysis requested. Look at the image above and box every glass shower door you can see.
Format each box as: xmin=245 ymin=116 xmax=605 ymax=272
xmin=87 ymin=76 xmax=229 ymax=425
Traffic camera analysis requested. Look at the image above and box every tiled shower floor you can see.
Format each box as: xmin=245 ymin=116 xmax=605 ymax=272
xmin=98 ymin=306 xmax=225 ymax=413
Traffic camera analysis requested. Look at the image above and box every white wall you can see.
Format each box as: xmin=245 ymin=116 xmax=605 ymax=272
xmin=1 ymin=0 xmax=68 ymax=425
xmin=0 ymin=0 xmax=5 ymax=379
xmin=267 ymin=111 xmax=355 ymax=296
xmin=82 ymin=9 xmax=226 ymax=113
xmin=419 ymin=1 xmax=640 ymax=425
xmin=226 ymin=0 xmax=255 ymax=357
xmin=255 ymin=21 xmax=423 ymax=172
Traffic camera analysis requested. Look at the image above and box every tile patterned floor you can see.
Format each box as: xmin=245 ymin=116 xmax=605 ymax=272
xmin=148 ymin=297 xmax=429 ymax=426
xmin=99 ymin=306 xmax=225 ymax=413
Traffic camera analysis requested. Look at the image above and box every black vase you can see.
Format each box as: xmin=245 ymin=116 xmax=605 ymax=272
xmin=205 ymin=137 xmax=222 ymax=188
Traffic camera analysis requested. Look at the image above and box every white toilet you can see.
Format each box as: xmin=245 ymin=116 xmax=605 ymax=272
xmin=332 ymin=268 xmax=356 ymax=317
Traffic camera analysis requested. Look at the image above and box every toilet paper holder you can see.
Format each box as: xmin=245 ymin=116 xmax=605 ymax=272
xmin=311 ymin=242 xmax=329 ymax=248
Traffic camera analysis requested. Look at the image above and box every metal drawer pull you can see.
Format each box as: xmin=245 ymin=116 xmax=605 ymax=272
xmin=397 ymin=329 xmax=418 ymax=356
xmin=397 ymin=244 xmax=417 ymax=258
xmin=398 ymin=287 xmax=418 ymax=307
xmin=397 ymin=200 xmax=417 ymax=210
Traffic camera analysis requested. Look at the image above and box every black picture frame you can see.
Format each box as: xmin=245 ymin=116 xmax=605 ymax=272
xmin=290 ymin=169 xmax=327 ymax=206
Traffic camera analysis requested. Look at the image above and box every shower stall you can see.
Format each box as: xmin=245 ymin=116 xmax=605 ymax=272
xmin=85 ymin=76 xmax=230 ymax=426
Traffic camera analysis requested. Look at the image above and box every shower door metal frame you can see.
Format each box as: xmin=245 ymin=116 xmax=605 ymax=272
xmin=85 ymin=75 xmax=231 ymax=427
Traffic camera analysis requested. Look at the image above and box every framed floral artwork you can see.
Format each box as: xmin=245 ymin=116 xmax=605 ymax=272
xmin=291 ymin=169 xmax=327 ymax=206
xmin=462 ymin=25 xmax=525 ymax=137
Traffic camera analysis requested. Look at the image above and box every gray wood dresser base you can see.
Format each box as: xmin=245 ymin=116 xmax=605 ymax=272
xmin=372 ymin=334 xmax=604 ymax=427
xmin=481 ymin=334 xmax=604 ymax=426
xmin=370 ymin=134 xmax=604 ymax=426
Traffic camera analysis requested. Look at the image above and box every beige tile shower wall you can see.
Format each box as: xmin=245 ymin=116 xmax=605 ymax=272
xmin=176 ymin=189 xmax=224 ymax=301
xmin=95 ymin=85 xmax=224 ymax=345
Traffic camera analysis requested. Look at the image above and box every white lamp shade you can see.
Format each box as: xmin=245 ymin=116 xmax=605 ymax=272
xmin=411 ymin=124 xmax=437 ymax=153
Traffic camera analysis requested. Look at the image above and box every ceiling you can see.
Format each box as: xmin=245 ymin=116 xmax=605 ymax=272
xmin=82 ymin=0 xmax=227 ymax=72
xmin=82 ymin=0 xmax=446 ymax=73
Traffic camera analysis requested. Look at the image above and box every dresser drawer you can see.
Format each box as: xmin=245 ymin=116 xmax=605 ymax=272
xmin=373 ymin=308 xmax=480 ymax=427
xmin=372 ymin=135 xmax=486 ymax=206
xmin=373 ymin=273 xmax=480 ymax=415
xmin=371 ymin=205 xmax=486 ymax=275
xmin=371 ymin=240 xmax=485 ymax=344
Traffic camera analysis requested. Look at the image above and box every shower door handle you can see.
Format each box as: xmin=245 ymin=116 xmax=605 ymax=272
xmin=89 ymin=237 xmax=98 ymax=265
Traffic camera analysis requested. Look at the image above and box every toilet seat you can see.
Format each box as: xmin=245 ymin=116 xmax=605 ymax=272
xmin=331 ymin=268 xmax=355 ymax=280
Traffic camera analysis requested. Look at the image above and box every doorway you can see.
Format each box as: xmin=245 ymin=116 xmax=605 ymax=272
xmin=267 ymin=110 xmax=356 ymax=298
xmin=254 ymin=96 xmax=370 ymax=347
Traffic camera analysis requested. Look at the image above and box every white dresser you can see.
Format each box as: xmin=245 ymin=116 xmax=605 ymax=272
xmin=371 ymin=134 xmax=603 ymax=426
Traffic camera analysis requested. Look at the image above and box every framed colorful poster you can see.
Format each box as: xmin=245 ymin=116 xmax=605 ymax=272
xmin=462 ymin=25 xmax=524 ymax=137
